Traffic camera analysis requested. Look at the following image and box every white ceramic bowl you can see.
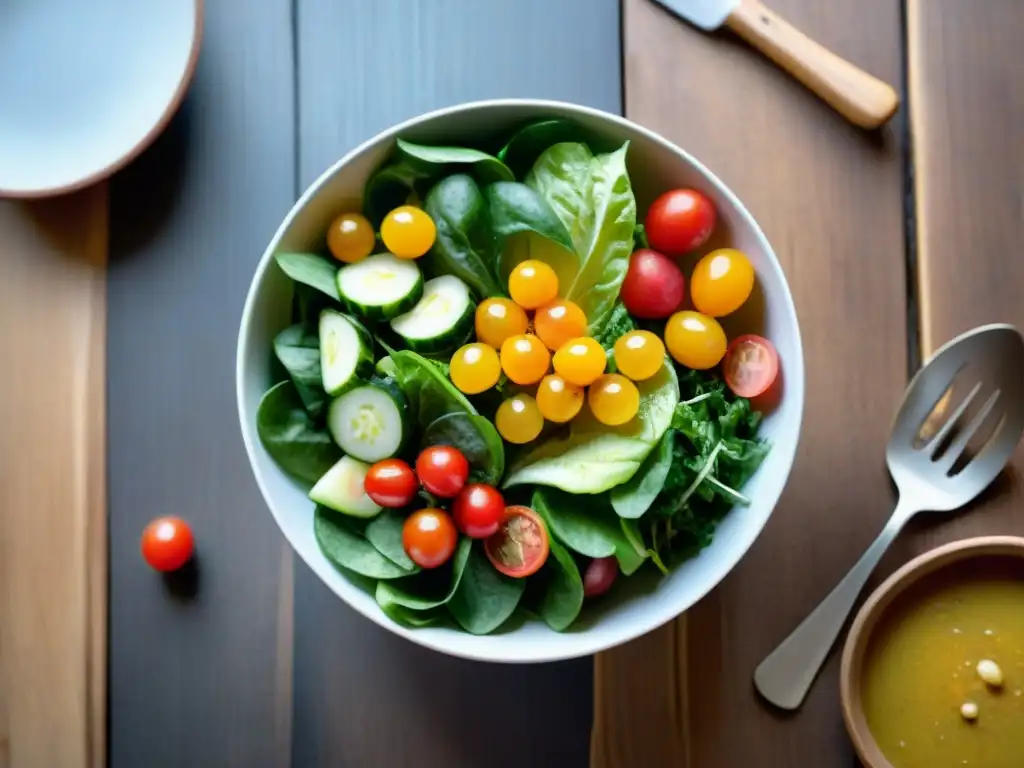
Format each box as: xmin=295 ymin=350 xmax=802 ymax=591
xmin=237 ymin=100 xmax=805 ymax=663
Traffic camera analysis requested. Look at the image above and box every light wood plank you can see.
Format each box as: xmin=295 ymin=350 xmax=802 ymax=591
xmin=0 ymin=187 xmax=107 ymax=768
xmin=908 ymin=0 xmax=1024 ymax=547
xmin=594 ymin=1 xmax=906 ymax=765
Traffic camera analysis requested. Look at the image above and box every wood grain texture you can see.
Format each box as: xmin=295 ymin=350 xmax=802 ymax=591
xmin=105 ymin=2 xmax=296 ymax=766
xmin=293 ymin=1 xmax=619 ymax=765
xmin=594 ymin=1 xmax=906 ymax=765
xmin=0 ymin=188 xmax=107 ymax=768
xmin=907 ymin=0 xmax=1024 ymax=547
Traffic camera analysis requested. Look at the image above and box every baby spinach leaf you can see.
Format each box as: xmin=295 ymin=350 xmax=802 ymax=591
xmin=256 ymin=381 xmax=341 ymax=486
xmin=377 ymin=598 xmax=447 ymax=628
xmin=504 ymin=362 xmax=678 ymax=494
xmin=532 ymin=489 xmax=615 ymax=558
xmin=390 ymin=349 xmax=476 ymax=427
xmin=526 ymin=142 xmax=636 ymax=334
xmin=423 ymin=412 xmax=504 ymax=485
xmin=397 ymin=139 xmax=513 ymax=184
xmin=364 ymin=160 xmax=432 ymax=227
xmin=530 ymin=537 xmax=584 ymax=631
xmin=374 ymin=536 xmax=471 ymax=611
xmin=275 ymin=252 xmax=340 ymax=301
xmin=497 ymin=118 xmax=591 ymax=179
xmin=273 ymin=324 xmax=325 ymax=417
xmin=365 ymin=509 xmax=417 ymax=572
xmin=423 ymin=174 xmax=503 ymax=298
xmin=447 ymin=542 xmax=525 ymax=635
xmin=314 ymin=506 xmax=410 ymax=580
xmin=610 ymin=428 xmax=674 ymax=519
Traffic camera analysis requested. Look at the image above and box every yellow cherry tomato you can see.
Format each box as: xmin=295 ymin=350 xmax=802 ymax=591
xmin=536 ymin=374 xmax=584 ymax=423
xmin=588 ymin=374 xmax=640 ymax=426
xmin=500 ymin=334 xmax=551 ymax=385
xmin=534 ymin=299 xmax=587 ymax=351
xmin=664 ymin=311 xmax=727 ymax=370
xmin=613 ymin=330 xmax=666 ymax=381
xmin=449 ymin=343 xmax=501 ymax=395
xmin=496 ymin=394 xmax=544 ymax=444
xmin=475 ymin=298 xmax=529 ymax=349
xmin=690 ymin=248 xmax=755 ymax=317
xmin=380 ymin=205 xmax=436 ymax=259
xmin=552 ymin=337 xmax=607 ymax=387
xmin=508 ymin=260 xmax=558 ymax=309
xmin=326 ymin=212 xmax=375 ymax=264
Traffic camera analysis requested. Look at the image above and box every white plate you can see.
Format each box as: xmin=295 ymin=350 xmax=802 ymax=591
xmin=0 ymin=0 xmax=202 ymax=198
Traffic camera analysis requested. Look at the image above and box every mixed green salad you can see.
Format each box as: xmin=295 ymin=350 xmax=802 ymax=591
xmin=256 ymin=118 xmax=780 ymax=634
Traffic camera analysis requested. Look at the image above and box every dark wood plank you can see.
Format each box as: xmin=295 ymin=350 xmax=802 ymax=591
xmin=106 ymin=3 xmax=296 ymax=766
xmin=907 ymin=0 xmax=1024 ymax=546
xmin=595 ymin=1 xmax=907 ymax=765
xmin=292 ymin=1 xmax=620 ymax=765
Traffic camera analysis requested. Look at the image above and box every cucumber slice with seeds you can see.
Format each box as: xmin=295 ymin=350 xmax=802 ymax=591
xmin=327 ymin=379 xmax=408 ymax=463
xmin=319 ymin=310 xmax=374 ymax=396
xmin=336 ymin=253 xmax=423 ymax=320
xmin=308 ymin=455 xmax=382 ymax=518
xmin=389 ymin=275 xmax=474 ymax=354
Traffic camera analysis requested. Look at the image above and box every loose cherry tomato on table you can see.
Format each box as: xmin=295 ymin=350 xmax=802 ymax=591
xmin=364 ymin=458 xmax=418 ymax=508
xmin=645 ymin=189 xmax=716 ymax=255
xmin=508 ymin=260 xmax=559 ymax=309
xmin=402 ymin=508 xmax=458 ymax=569
xmin=485 ymin=506 xmax=550 ymax=578
xmin=583 ymin=556 xmax=619 ymax=598
xmin=534 ymin=299 xmax=587 ymax=351
xmin=723 ymin=334 xmax=779 ymax=398
xmin=588 ymin=374 xmax=640 ymax=426
xmin=536 ymin=374 xmax=584 ymax=423
xmin=552 ymin=337 xmax=606 ymax=387
xmin=380 ymin=205 xmax=436 ymax=259
xmin=690 ymin=248 xmax=755 ymax=317
xmin=475 ymin=298 xmax=529 ymax=349
xmin=500 ymin=334 xmax=551 ymax=385
xmin=326 ymin=212 xmax=376 ymax=264
xmin=415 ymin=445 xmax=469 ymax=498
xmin=664 ymin=310 xmax=727 ymax=370
xmin=450 ymin=342 xmax=501 ymax=394
xmin=613 ymin=330 xmax=666 ymax=381
xmin=495 ymin=393 xmax=545 ymax=444
xmin=141 ymin=516 xmax=194 ymax=572
xmin=619 ymin=249 xmax=686 ymax=319
xmin=452 ymin=484 xmax=505 ymax=539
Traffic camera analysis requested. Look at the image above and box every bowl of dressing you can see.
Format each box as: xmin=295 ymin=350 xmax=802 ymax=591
xmin=841 ymin=536 xmax=1024 ymax=768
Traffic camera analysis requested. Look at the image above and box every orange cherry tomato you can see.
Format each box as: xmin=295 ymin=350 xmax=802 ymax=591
xmin=552 ymin=337 xmax=606 ymax=387
xmin=475 ymin=298 xmax=529 ymax=349
xmin=508 ymin=260 xmax=558 ymax=309
xmin=534 ymin=299 xmax=587 ymax=350
xmin=326 ymin=212 xmax=376 ymax=264
xmin=500 ymin=334 xmax=551 ymax=385
xmin=402 ymin=508 xmax=458 ymax=569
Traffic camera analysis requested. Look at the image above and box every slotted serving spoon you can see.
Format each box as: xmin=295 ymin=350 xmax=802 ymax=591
xmin=754 ymin=323 xmax=1024 ymax=710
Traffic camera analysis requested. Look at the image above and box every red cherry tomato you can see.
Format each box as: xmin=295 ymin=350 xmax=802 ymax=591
xmin=364 ymin=458 xmax=418 ymax=508
xmin=723 ymin=334 xmax=779 ymax=398
xmin=645 ymin=189 xmax=716 ymax=255
xmin=141 ymin=516 xmax=194 ymax=572
xmin=583 ymin=556 xmax=619 ymax=598
xmin=452 ymin=484 xmax=505 ymax=539
xmin=415 ymin=445 xmax=469 ymax=498
xmin=620 ymin=249 xmax=686 ymax=319
xmin=484 ymin=506 xmax=550 ymax=578
xmin=402 ymin=508 xmax=458 ymax=569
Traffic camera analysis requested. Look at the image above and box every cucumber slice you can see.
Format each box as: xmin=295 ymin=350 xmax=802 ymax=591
xmin=327 ymin=380 xmax=408 ymax=463
xmin=309 ymin=456 xmax=382 ymax=518
xmin=319 ymin=310 xmax=374 ymax=396
xmin=336 ymin=253 xmax=423 ymax=320
xmin=389 ymin=275 xmax=474 ymax=354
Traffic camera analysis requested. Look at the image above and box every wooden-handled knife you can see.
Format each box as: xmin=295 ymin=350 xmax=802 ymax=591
xmin=651 ymin=0 xmax=900 ymax=129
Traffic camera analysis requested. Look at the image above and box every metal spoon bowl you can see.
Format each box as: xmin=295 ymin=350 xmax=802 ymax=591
xmin=753 ymin=323 xmax=1024 ymax=711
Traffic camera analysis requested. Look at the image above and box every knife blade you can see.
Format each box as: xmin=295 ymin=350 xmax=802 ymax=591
xmin=648 ymin=0 xmax=899 ymax=129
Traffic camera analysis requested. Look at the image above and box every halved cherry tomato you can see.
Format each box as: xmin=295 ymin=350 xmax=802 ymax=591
xmin=402 ymin=508 xmax=458 ymax=569
xmin=364 ymin=458 xmax=418 ymax=508
xmin=645 ymin=189 xmax=716 ymax=255
xmin=452 ymin=484 xmax=505 ymax=539
xmin=723 ymin=334 xmax=779 ymax=398
xmin=141 ymin=516 xmax=194 ymax=572
xmin=583 ymin=556 xmax=619 ymax=598
xmin=415 ymin=445 xmax=469 ymax=498
xmin=484 ymin=506 xmax=550 ymax=578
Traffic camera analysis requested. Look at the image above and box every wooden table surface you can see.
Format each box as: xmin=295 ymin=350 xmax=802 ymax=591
xmin=1 ymin=1 xmax=1022 ymax=767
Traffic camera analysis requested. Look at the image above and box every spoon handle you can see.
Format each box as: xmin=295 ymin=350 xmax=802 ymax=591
xmin=753 ymin=504 xmax=911 ymax=710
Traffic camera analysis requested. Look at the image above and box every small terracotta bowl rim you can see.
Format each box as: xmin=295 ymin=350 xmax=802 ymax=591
xmin=840 ymin=535 xmax=1024 ymax=768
